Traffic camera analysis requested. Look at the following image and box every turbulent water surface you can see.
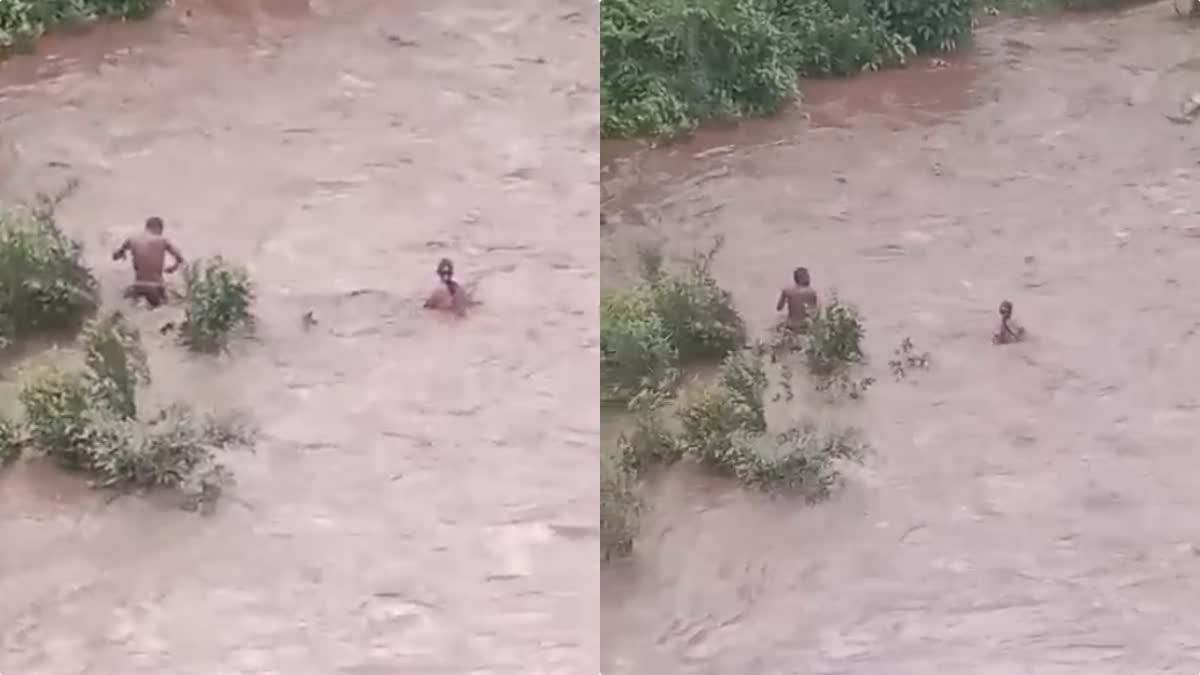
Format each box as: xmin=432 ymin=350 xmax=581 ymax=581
xmin=603 ymin=4 xmax=1200 ymax=673
xmin=0 ymin=1 xmax=599 ymax=673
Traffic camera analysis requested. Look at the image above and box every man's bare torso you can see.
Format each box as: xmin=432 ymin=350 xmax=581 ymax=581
xmin=780 ymin=285 xmax=818 ymax=328
xmin=126 ymin=234 xmax=173 ymax=284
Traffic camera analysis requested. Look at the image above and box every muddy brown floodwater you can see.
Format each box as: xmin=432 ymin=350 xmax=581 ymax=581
xmin=603 ymin=4 xmax=1200 ymax=673
xmin=0 ymin=1 xmax=599 ymax=673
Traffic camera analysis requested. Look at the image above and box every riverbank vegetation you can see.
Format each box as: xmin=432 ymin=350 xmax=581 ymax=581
xmin=601 ymin=0 xmax=1147 ymax=139
xmin=0 ymin=0 xmax=164 ymax=52
xmin=600 ymin=246 xmax=883 ymax=560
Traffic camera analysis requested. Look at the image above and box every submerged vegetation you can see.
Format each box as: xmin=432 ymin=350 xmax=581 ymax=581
xmin=5 ymin=312 xmax=253 ymax=506
xmin=601 ymin=0 xmax=1149 ymax=138
xmin=599 ymin=245 xmax=890 ymax=561
xmin=0 ymin=0 xmax=165 ymax=52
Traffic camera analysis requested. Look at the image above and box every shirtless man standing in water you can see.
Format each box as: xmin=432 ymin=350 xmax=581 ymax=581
xmin=423 ymin=258 xmax=470 ymax=316
xmin=112 ymin=216 xmax=185 ymax=309
xmin=776 ymin=266 xmax=818 ymax=332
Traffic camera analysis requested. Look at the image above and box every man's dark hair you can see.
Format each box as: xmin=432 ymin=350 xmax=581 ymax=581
xmin=145 ymin=216 xmax=164 ymax=232
xmin=793 ymin=266 xmax=810 ymax=286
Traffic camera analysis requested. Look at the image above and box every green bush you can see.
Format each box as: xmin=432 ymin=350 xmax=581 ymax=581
xmin=0 ymin=0 xmax=165 ymax=51
xmin=0 ymin=202 xmax=98 ymax=350
xmin=14 ymin=312 xmax=252 ymax=502
xmin=803 ymin=298 xmax=866 ymax=376
xmin=179 ymin=257 xmax=255 ymax=354
xmin=616 ymin=388 xmax=682 ymax=474
xmin=82 ymin=310 xmax=149 ymax=419
xmin=601 ymin=443 xmax=641 ymax=560
xmin=600 ymin=256 xmax=745 ymax=403
xmin=678 ymin=349 xmax=867 ymax=494
xmin=601 ymin=285 xmax=679 ymax=402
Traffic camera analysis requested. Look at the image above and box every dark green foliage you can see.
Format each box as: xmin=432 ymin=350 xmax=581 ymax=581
xmin=600 ymin=248 xmax=746 ymax=402
xmin=803 ymin=298 xmax=866 ymax=376
xmin=179 ymin=257 xmax=255 ymax=354
xmin=0 ymin=203 xmax=98 ymax=350
xmin=0 ymin=414 xmax=27 ymax=466
xmin=600 ymin=0 xmax=978 ymax=138
xmin=0 ymin=0 xmax=165 ymax=52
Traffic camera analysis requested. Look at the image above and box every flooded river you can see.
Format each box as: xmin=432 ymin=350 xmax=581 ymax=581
xmin=0 ymin=1 xmax=599 ymax=673
xmin=603 ymin=4 xmax=1200 ymax=673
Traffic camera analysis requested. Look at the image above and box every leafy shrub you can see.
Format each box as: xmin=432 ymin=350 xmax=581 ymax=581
xmin=20 ymin=365 xmax=99 ymax=470
xmin=616 ymin=388 xmax=682 ymax=474
xmin=82 ymin=311 xmax=149 ymax=419
xmin=14 ymin=312 xmax=252 ymax=503
xmin=0 ymin=415 xmax=23 ymax=466
xmin=601 ymin=285 xmax=679 ymax=402
xmin=678 ymin=349 xmax=867 ymax=495
xmin=179 ymin=257 xmax=255 ymax=354
xmin=803 ymin=298 xmax=866 ymax=376
xmin=648 ymin=268 xmax=746 ymax=362
xmin=0 ymin=202 xmax=98 ymax=350
xmin=0 ymin=0 xmax=165 ymax=51
xmin=734 ymin=422 xmax=867 ymax=496
xmin=601 ymin=444 xmax=641 ymax=560
xmin=84 ymin=404 xmax=251 ymax=500
xmin=763 ymin=0 xmax=914 ymax=76
xmin=600 ymin=253 xmax=745 ymax=403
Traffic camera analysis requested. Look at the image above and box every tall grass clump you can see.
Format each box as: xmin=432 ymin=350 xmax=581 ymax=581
xmin=601 ymin=0 xmax=976 ymax=139
xmin=0 ymin=0 xmax=166 ymax=52
xmin=7 ymin=311 xmax=253 ymax=504
xmin=0 ymin=201 xmax=98 ymax=350
xmin=179 ymin=257 xmax=255 ymax=354
xmin=601 ymin=246 xmax=745 ymax=402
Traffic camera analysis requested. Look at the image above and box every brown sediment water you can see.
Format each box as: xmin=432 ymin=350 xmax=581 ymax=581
xmin=0 ymin=0 xmax=599 ymax=673
xmin=603 ymin=4 xmax=1200 ymax=673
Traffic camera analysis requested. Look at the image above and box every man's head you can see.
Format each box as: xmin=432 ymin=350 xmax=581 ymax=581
xmin=145 ymin=216 xmax=164 ymax=234
xmin=437 ymin=258 xmax=454 ymax=281
xmin=793 ymin=267 xmax=810 ymax=287
xmin=999 ymin=300 xmax=1013 ymax=319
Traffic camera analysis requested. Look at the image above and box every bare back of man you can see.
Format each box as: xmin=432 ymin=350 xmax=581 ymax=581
xmin=779 ymin=285 xmax=818 ymax=329
xmin=114 ymin=217 xmax=184 ymax=309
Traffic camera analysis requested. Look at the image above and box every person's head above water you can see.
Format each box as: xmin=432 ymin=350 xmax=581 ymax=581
xmin=999 ymin=300 xmax=1013 ymax=318
xmin=436 ymin=258 xmax=458 ymax=295
xmin=145 ymin=216 xmax=164 ymax=234
xmin=793 ymin=266 xmax=810 ymax=287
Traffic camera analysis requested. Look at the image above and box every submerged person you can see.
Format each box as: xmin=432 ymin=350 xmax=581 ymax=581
xmin=993 ymin=299 xmax=1026 ymax=345
xmin=112 ymin=216 xmax=185 ymax=309
xmin=776 ymin=266 xmax=819 ymax=332
xmin=423 ymin=258 xmax=472 ymax=316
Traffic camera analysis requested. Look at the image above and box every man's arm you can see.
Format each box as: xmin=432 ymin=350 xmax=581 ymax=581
xmin=164 ymin=240 xmax=185 ymax=274
xmin=112 ymin=238 xmax=131 ymax=261
xmin=776 ymin=290 xmax=788 ymax=312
